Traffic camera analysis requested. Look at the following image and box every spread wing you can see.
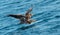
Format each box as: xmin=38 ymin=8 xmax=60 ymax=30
xmin=25 ymin=7 xmax=32 ymax=15
xmin=8 ymin=14 xmax=25 ymax=19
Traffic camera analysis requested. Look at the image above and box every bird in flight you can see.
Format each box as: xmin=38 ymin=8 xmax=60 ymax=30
xmin=8 ymin=7 xmax=35 ymax=24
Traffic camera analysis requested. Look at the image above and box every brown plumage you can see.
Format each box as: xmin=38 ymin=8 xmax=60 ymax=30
xmin=8 ymin=7 xmax=35 ymax=24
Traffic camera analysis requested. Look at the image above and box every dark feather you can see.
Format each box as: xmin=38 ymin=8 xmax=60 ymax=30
xmin=26 ymin=7 xmax=32 ymax=15
xmin=8 ymin=14 xmax=25 ymax=19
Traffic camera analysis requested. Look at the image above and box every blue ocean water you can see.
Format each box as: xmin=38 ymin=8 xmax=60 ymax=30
xmin=0 ymin=0 xmax=60 ymax=35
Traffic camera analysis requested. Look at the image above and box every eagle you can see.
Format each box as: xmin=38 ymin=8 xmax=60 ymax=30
xmin=8 ymin=7 xmax=35 ymax=24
